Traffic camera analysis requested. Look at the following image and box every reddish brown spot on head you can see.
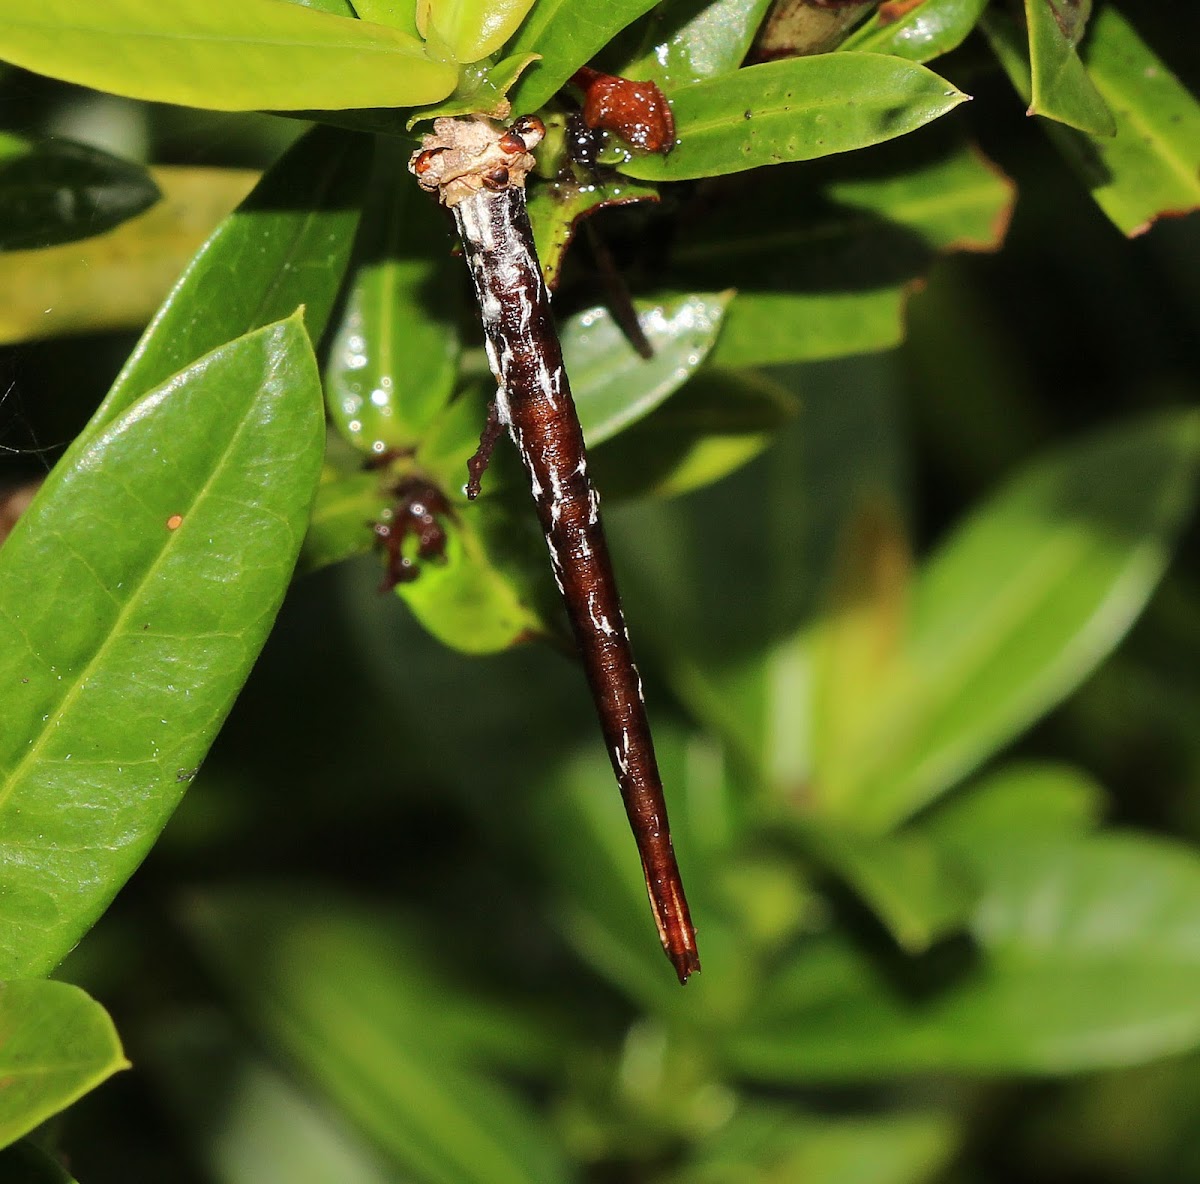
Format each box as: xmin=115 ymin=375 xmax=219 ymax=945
xmin=510 ymin=114 xmax=546 ymax=143
xmin=412 ymin=146 xmax=445 ymax=175
xmin=577 ymin=71 xmax=675 ymax=155
xmin=166 ymin=514 xmax=184 ymax=530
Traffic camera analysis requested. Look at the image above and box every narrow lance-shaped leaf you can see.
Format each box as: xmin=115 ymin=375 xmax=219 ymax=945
xmin=824 ymin=411 xmax=1200 ymax=832
xmin=0 ymin=980 xmax=128 ymax=1149
xmin=0 ymin=0 xmax=458 ymax=112
xmin=0 ymin=313 xmax=325 ymax=977
xmin=620 ymin=55 xmax=968 ymax=182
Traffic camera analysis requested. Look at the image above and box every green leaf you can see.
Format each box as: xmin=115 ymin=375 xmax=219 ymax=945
xmin=302 ymin=465 xmax=392 ymax=573
xmin=408 ymin=51 xmax=541 ymax=123
xmin=185 ymin=890 xmax=574 ymax=1184
xmin=590 ymin=367 xmax=798 ymax=500
xmin=394 ymin=495 xmax=551 ymax=654
xmin=987 ymin=7 xmax=1200 ymax=236
xmin=926 ymin=761 xmax=1107 ymax=847
xmin=0 ymin=165 xmax=257 ymax=345
xmin=819 ymin=410 xmax=1200 ymax=833
xmin=351 ymin=0 xmax=419 ymax=35
xmin=295 ymin=0 xmax=358 ymax=14
xmin=0 ymin=0 xmax=459 ymax=111
xmin=0 ymin=1141 xmax=79 ymax=1184
xmin=675 ymin=1104 xmax=960 ymax=1184
xmin=839 ymin=0 xmax=989 ymax=63
xmin=604 ymin=355 xmax=904 ymax=780
xmin=566 ymin=292 xmax=733 ymax=446
xmin=731 ymin=833 xmax=1200 ymax=1078
xmin=326 ymin=142 xmax=461 ymax=456
xmin=1023 ymin=0 xmax=1116 ymax=136
xmin=94 ymin=125 xmax=369 ymax=434
xmin=794 ymin=823 xmax=975 ymax=953
xmin=0 ymin=980 xmax=128 ymax=1149
xmin=506 ymin=0 xmax=660 ymax=114
xmin=526 ymin=173 xmax=658 ymax=291
xmin=426 ymin=0 xmax=539 ymax=64
xmin=413 ymin=291 xmax=734 ymax=498
xmin=0 ymin=315 xmax=325 ymax=977
xmin=621 ymin=0 xmax=775 ymax=89
xmin=0 ymin=136 xmax=159 ymax=251
xmin=619 ymin=55 xmax=968 ymax=182
xmin=533 ymin=730 xmax=753 ymax=1021
xmin=671 ymin=130 xmax=1013 ymax=368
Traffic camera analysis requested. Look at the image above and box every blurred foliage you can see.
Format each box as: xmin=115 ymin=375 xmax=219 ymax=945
xmin=0 ymin=2 xmax=1198 ymax=1183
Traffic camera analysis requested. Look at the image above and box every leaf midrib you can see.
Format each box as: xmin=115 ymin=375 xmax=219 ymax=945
xmin=0 ymin=347 xmax=286 ymax=813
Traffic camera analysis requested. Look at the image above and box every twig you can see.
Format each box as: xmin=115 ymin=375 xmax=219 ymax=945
xmin=410 ymin=115 xmax=700 ymax=983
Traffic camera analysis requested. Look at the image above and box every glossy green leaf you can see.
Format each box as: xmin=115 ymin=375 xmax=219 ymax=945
xmin=822 ymin=411 xmax=1200 ymax=832
xmin=0 ymin=165 xmax=256 ymax=345
xmin=0 ymin=0 xmax=459 ymax=112
xmin=0 ymin=980 xmax=127 ymax=1148
xmin=987 ymin=7 xmax=1200 ymax=236
xmin=0 ymin=314 xmax=324 ymax=977
xmin=326 ymin=143 xmax=461 ymax=456
xmin=671 ymin=131 xmax=1013 ymax=368
xmin=506 ymin=0 xmax=660 ymax=114
xmin=394 ymin=495 xmax=551 ymax=654
xmin=408 ymin=51 xmax=540 ymax=124
xmin=795 ymin=823 xmax=974 ymax=953
xmin=94 ymin=125 xmax=369 ymax=434
xmin=351 ymin=0 xmax=419 ymax=35
xmin=1023 ymin=0 xmax=1115 ymax=136
xmin=675 ymin=1104 xmax=959 ymax=1184
xmin=620 ymin=55 xmax=968 ymax=182
xmin=621 ymin=0 xmax=775 ymax=89
xmin=185 ymin=890 xmax=573 ymax=1184
xmin=565 ymin=292 xmax=732 ymax=446
xmin=839 ymin=0 xmax=988 ymax=63
xmin=0 ymin=136 xmax=159 ymax=251
xmin=0 ymin=1141 xmax=78 ymax=1184
xmin=590 ymin=367 xmax=798 ymax=500
xmin=527 ymin=173 xmax=658 ymax=291
xmin=732 ymin=833 xmax=1200 ymax=1078
xmin=426 ymin=0 xmax=538 ymax=63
